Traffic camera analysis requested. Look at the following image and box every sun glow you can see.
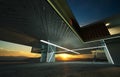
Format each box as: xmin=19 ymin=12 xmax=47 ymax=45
xmin=57 ymin=53 xmax=71 ymax=60
xmin=55 ymin=53 xmax=93 ymax=61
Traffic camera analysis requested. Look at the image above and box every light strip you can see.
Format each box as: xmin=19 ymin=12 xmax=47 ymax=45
xmin=72 ymin=46 xmax=105 ymax=51
xmin=47 ymin=0 xmax=83 ymax=43
xmin=85 ymin=36 xmax=120 ymax=43
xmin=40 ymin=40 xmax=80 ymax=54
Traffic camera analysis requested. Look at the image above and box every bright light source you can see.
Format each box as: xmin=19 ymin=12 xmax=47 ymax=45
xmin=105 ymin=23 xmax=110 ymax=26
xmin=40 ymin=40 xmax=80 ymax=54
xmin=60 ymin=53 xmax=70 ymax=59
xmin=56 ymin=53 xmax=71 ymax=60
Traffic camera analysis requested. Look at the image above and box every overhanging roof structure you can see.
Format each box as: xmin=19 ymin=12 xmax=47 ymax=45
xmin=0 ymin=0 xmax=83 ymax=50
xmin=48 ymin=0 xmax=120 ymax=42
xmin=0 ymin=0 xmax=119 ymax=52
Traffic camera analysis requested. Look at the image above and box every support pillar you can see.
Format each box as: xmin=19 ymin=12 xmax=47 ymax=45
xmin=101 ymin=40 xmax=114 ymax=64
xmin=40 ymin=44 xmax=48 ymax=62
xmin=40 ymin=43 xmax=56 ymax=62
xmin=105 ymin=37 xmax=120 ymax=65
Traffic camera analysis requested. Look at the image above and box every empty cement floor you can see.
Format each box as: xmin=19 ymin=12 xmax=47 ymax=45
xmin=0 ymin=62 xmax=120 ymax=77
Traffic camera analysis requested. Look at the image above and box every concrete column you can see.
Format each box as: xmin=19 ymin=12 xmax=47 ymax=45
xmin=101 ymin=40 xmax=114 ymax=64
xmin=105 ymin=38 xmax=120 ymax=65
xmin=40 ymin=43 xmax=56 ymax=62
xmin=40 ymin=44 xmax=48 ymax=62
xmin=46 ymin=45 xmax=56 ymax=62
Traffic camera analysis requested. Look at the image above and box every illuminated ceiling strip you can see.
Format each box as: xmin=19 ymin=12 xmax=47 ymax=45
xmin=47 ymin=0 xmax=83 ymax=43
xmin=85 ymin=36 xmax=120 ymax=43
xmin=40 ymin=40 xmax=80 ymax=54
xmin=105 ymin=23 xmax=110 ymax=26
xmin=72 ymin=46 xmax=105 ymax=51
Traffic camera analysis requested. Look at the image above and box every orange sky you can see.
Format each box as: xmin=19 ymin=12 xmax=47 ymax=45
xmin=0 ymin=48 xmax=40 ymax=58
xmin=55 ymin=53 xmax=93 ymax=61
xmin=0 ymin=48 xmax=94 ymax=61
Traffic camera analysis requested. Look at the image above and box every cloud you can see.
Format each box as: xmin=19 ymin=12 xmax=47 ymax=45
xmin=55 ymin=53 xmax=94 ymax=61
xmin=0 ymin=48 xmax=41 ymax=58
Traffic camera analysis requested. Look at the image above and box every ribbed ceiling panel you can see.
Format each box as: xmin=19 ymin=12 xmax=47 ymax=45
xmin=0 ymin=0 xmax=83 ymax=49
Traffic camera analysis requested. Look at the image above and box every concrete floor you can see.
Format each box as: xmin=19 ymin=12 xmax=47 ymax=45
xmin=0 ymin=62 xmax=120 ymax=77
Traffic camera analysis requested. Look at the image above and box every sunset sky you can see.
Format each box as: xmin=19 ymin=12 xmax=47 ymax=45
xmin=0 ymin=40 xmax=32 ymax=52
xmin=55 ymin=53 xmax=93 ymax=61
xmin=0 ymin=40 xmax=94 ymax=61
xmin=0 ymin=48 xmax=40 ymax=58
xmin=0 ymin=40 xmax=40 ymax=59
xmin=0 ymin=48 xmax=93 ymax=61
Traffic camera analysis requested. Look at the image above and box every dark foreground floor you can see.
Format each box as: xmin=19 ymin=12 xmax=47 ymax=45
xmin=0 ymin=62 xmax=120 ymax=77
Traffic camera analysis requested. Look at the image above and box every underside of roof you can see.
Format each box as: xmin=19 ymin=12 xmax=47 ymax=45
xmin=0 ymin=0 xmax=83 ymax=49
xmin=0 ymin=0 xmax=119 ymax=52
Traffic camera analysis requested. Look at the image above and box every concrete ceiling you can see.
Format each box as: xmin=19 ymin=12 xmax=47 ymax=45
xmin=0 ymin=0 xmax=83 ymax=49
